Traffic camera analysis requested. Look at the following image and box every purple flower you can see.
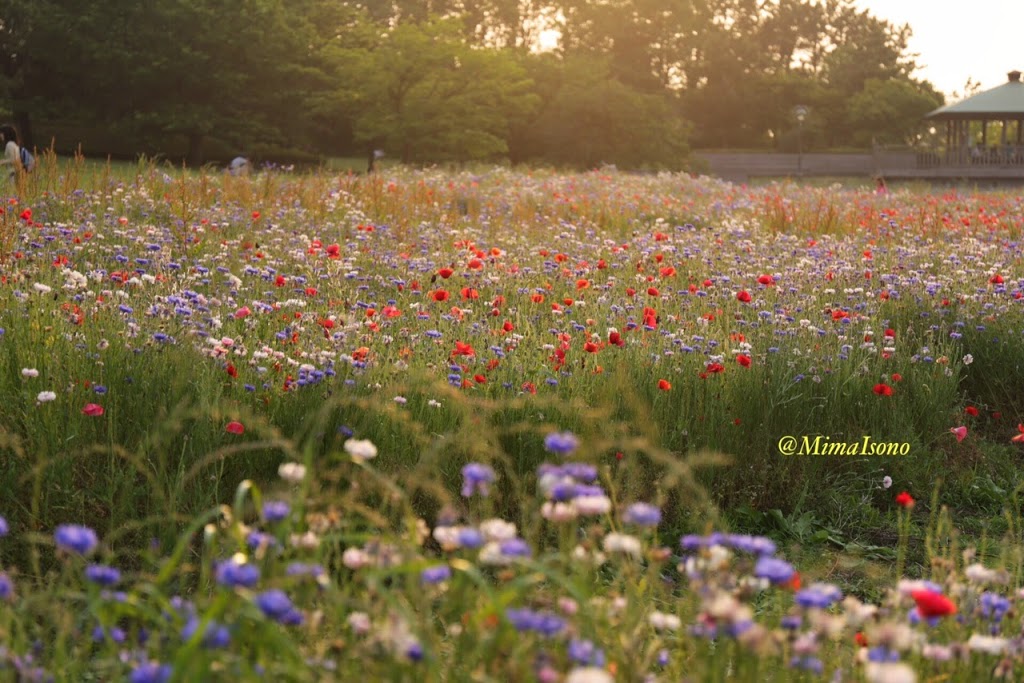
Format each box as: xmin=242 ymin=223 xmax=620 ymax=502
xmin=262 ymin=501 xmax=290 ymax=522
xmin=85 ymin=564 xmax=121 ymax=586
xmin=794 ymin=583 xmax=843 ymax=609
xmin=129 ymin=662 xmax=172 ymax=683
xmin=568 ymin=638 xmax=605 ymax=666
xmin=754 ymin=556 xmax=795 ymax=584
xmin=457 ymin=527 xmax=483 ymax=549
xmin=182 ymin=617 xmax=231 ymax=649
xmin=54 ymin=524 xmax=98 ymax=555
xmin=499 ymin=537 xmax=532 ymax=558
xmin=420 ymin=564 xmax=452 ymax=585
xmin=544 ymin=431 xmax=580 ymax=455
xmin=215 ymin=559 xmax=260 ymax=588
xmin=461 ymin=463 xmax=496 ymax=497
xmin=504 ymin=608 xmax=565 ymax=636
xmin=0 ymin=572 xmax=12 ymax=600
xmin=255 ymin=589 xmax=302 ymax=625
xmin=623 ymin=503 xmax=661 ymax=527
xmin=0 ymin=515 xmax=8 ymax=537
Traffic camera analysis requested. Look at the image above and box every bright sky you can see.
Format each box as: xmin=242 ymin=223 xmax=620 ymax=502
xmin=855 ymin=0 xmax=1024 ymax=100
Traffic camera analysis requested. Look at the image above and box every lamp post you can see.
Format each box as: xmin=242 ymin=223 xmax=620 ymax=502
xmin=793 ymin=105 xmax=808 ymax=177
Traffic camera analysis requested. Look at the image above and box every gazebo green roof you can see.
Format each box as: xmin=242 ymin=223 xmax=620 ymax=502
xmin=927 ymin=71 xmax=1024 ymax=120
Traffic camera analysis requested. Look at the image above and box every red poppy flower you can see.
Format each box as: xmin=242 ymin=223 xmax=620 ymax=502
xmin=854 ymin=632 xmax=868 ymax=648
xmin=950 ymin=426 xmax=967 ymax=443
xmin=251 ymin=211 xmax=260 ymax=220
xmin=226 ymin=363 xmax=238 ymax=378
xmin=81 ymin=403 xmax=104 ymax=417
xmin=873 ymin=383 xmax=892 ymax=396
xmin=609 ymin=331 xmax=624 ymax=347
xmin=432 ymin=290 xmax=450 ymax=302
xmin=438 ymin=268 xmax=453 ymax=279
xmin=274 ymin=275 xmax=286 ymax=287
xmin=911 ymin=590 xmax=956 ymax=618
xmin=647 ymin=287 xmax=659 ymax=297
xmin=502 ymin=321 xmax=514 ymax=332
xmin=1012 ymin=424 xmax=1024 ymax=443
xmin=736 ymin=354 xmax=751 ymax=368
xmin=891 ymin=373 xmax=902 ymax=382
xmin=757 ymin=274 xmax=774 ymax=286
xmin=451 ymin=341 xmax=475 ymax=357
xmin=884 ymin=328 xmax=896 ymax=338
xmin=225 ymin=421 xmax=245 ymax=435
xmin=895 ymin=491 xmax=915 ymax=508
xmin=20 ymin=209 xmax=31 ymax=221
xmin=736 ymin=290 xmax=751 ymax=303
xmin=990 ymin=274 xmax=1004 ymax=285
xmin=460 ymin=287 xmax=479 ymax=300
xmin=657 ymin=379 xmax=671 ymax=391
xmin=583 ymin=342 xmax=599 ymax=353
xmin=965 ymin=406 xmax=979 ymax=417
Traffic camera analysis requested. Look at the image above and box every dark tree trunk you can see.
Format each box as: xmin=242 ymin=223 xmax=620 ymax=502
xmin=14 ymin=110 xmax=33 ymax=151
xmin=187 ymin=132 xmax=204 ymax=167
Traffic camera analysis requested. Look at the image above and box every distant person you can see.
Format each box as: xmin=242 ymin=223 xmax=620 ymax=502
xmin=228 ymin=156 xmax=251 ymax=176
xmin=0 ymin=124 xmax=22 ymax=183
xmin=367 ymin=149 xmax=384 ymax=174
xmin=874 ymin=176 xmax=889 ymax=195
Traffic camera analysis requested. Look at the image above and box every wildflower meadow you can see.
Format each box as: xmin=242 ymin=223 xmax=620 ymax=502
xmin=2 ymin=157 xmax=1024 ymax=681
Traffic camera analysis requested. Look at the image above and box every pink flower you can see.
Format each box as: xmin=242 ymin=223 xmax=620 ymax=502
xmin=225 ymin=421 xmax=245 ymax=435
xmin=81 ymin=403 xmax=104 ymax=417
xmin=234 ymin=306 xmax=251 ymax=319
xmin=950 ymin=426 xmax=967 ymax=443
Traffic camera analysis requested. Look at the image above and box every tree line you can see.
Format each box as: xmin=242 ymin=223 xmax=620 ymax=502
xmin=0 ymin=0 xmax=944 ymax=170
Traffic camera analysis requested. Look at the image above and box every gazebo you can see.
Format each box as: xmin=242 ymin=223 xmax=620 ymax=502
xmin=922 ymin=70 xmax=1024 ymax=169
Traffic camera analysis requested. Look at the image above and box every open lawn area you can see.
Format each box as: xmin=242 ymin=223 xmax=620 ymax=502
xmin=0 ymin=159 xmax=1023 ymax=680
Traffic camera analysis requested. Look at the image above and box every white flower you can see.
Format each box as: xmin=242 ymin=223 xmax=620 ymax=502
xmin=967 ymin=633 xmax=1008 ymax=655
xmin=962 ymin=354 xmax=973 ymax=365
xmin=36 ymin=391 xmax=57 ymax=403
xmin=344 ymin=438 xmax=378 ymax=463
xmin=573 ymin=494 xmax=612 ymax=516
xmin=33 ymin=283 xmax=52 ymax=294
xmin=21 ymin=368 xmax=39 ymax=378
xmin=602 ymin=532 xmax=642 ymax=557
xmin=479 ymin=518 xmax=517 ymax=541
xmin=865 ymin=662 xmax=917 ymax=683
xmin=278 ymin=462 xmax=307 ymax=484
xmin=342 ymin=547 xmax=371 ymax=570
xmin=347 ymin=612 xmax=371 ymax=635
xmin=882 ymin=476 xmax=892 ymax=489
xmin=541 ymin=501 xmax=578 ymax=522
xmin=427 ymin=399 xmax=442 ymax=408
xmin=565 ymin=668 xmax=613 ymax=683
xmin=964 ymin=563 xmax=1000 ymax=583
xmin=649 ymin=611 xmax=681 ymax=631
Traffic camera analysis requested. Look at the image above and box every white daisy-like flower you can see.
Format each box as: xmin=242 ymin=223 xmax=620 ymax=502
xmin=21 ymin=368 xmax=39 ymax=378
xmin=37 ymin=391 xmax=57 ymax=403
xmin=344 ymin=438 xmax=378 ymax=463
xmin=278 ymin=462 xmax=307 ymax=484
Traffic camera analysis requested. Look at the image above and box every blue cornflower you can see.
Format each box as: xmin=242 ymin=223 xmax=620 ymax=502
xmin=568 ymin=638 xmax=605 ymax=666
xmin=420 ymin=564 xmax=452 ymax=585
xmin=461 ymin=463 xmax=496 ymax=497
xmin=794 ymin=583 xmax=843 ymax=609
xmin=0 ymin=515 xmax=7 ymax=536
xmin=215 ymin=558 xmax=260 ymax=588
xmin=789 ymin=656 xmax=823 ymax=674
xmin=255 ymin=589 xmax=299 ymax=624
xmin=54 ymin=524 xmax=99 ymax=555
xmin=182 ymin=617 xmax=232 ymax=649
xmin=457 ymin=527 xmax=483 ymax=549
xmin=129 ymin=662 xmax=172 ymax=683
xmin=499 ymin=538 xmax=532 ymax=558
xmin=544 ymin=431 xmax=580 ymax=455
xmin=623 ymin=502 xmax=661 ymax=527
xmin=85 ymin=564 xmax=121 ymax=587
xmin=262 ymin=500 xmax=291 ymax=523
xmin=0 ymin=572 xmax=13 ymax=600
xmin=505 ymin=608 xmax=565 ymax=636
xmin=754 ymin=556 xmax=795 ymax=584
